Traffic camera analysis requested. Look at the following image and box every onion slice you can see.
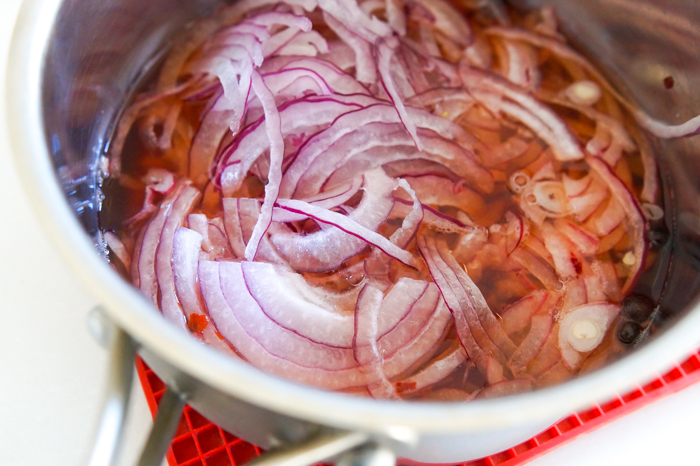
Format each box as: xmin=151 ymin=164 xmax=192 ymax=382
xmin=274 ymin=198 xmax=417 ymax=268
xmin=354 ymin=284 xmax=400 ymax=399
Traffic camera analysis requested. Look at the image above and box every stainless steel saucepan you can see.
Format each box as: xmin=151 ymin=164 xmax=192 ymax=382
xmin=8 ymin=0 xmax=700 ymax=464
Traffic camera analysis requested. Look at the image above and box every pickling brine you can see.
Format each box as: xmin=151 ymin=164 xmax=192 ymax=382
xmin=99 ymin=0 xmax=696 ymax=400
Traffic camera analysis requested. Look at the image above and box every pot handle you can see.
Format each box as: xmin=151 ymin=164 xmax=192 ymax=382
xmin=87 ymin=316 xmax=137 ymax=466
xmin=246 ymin=431 xmax=399 ymax=466
xmin=86 ymin=308 xmax=402 ymax=466
xmin=86 ymin=308 xmax=187 ymax=466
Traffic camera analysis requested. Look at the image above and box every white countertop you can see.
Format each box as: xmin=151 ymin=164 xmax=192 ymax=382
xmin=2 ymin=1 xmax=700 ymax=465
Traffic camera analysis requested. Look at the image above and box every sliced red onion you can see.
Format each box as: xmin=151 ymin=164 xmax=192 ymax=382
xmin=354 ymin=284 xmax=400 ymax=399
xmin=237 ymin=261 xmax=355 ymax=347
xmin=322 ymin=12 xmax=377 ymax=84
xmin=172 ymin=228 xmax=240 ymax=355
xmin=382 ymin=158 xmax=460 ymax=181
xmin=504 ymin=212 xmax=525 ymax=256
xmin=537 ymin=360 xmax=574 ymax=388
xmin=461 ymin=66 xmax=583 ymax=161
xmin=587 ymin=157 xmax=646 ymax=293
xmin=320 ymin=41 xmax=357 ymax=71
xmin=378 ymin=37 xmax=424 ymax=150
xmin=208 ymin=218 xmax=234 ymax=260
xmin=392 ymin=197 xmax=475 ymax=234
xmin=281 ymin=103 xmax=481 ymax=197
xmin=248 ymin=10 xmax=314 ymax=31
xmin=410 ymin=0 xmax=471 ymax=47
xmin=321 ymin=142 xmax=493 ymax=200
xmin=419 ymin=22 xmax=441 ymax=57
xmin=503 ymin=41 xmax=541 ymax=90
xmin=553 ymin=219 xmax=599 ymax=257
xmin=260 ymin=68 xmax=334 ymax=98
xmin=318 ymin=0 xmax=393 ymax=40
xmin=509 ymin=312 xmax=553 ymax=374
xmin=568 ymin=180 xmax=608 ymax=223
xmin=541 ymin=223 xmax=579 ymax=280
xmin=558 ymin=337 xmax=582 ymax=370
xmin=486 ymin=136 xmax=533 ymax=167
xmin=262 ymin=26 xmax=303 ymax=57
xmin=270 ymin=169 xmax=398 ymax=272
xmin=397 ymin=344 xmax=467 ymax=394
xmin=219 ymin=96 xmax=367 ymax=196
xmin=187 ymin=213 xmax=210 ymax=244
xmin=632 ymin=108 xmax=700 ymax=139
xmin=483 ymin=26 xmax=629 ymax=104
xmin=221 ymin=199 xmax=247 ymax=259
xmin=189 ymin=96 xmax=240 ymax=187
xmin=363 ymin=178 xmax=423 ymax=281
xmin=586 ymin=124 xmax=613 ymax=157
xmin=417 ymin=235 xmax=505 ymax=384
xmin=109 ymin=80 xmax=197 ymax=175
xmin=500 ymin=289 xmax=549 ymax=336
xmin=360 ymin=0 xmax=384 ymax=15
xmin=381 ymin=297 xmax=453 ymax=379
xmin=275 ymin=198 xmax=417 ymax=268
xmin=272 ymin=176 xmax=363 ymax=223
xmin=549 ymin=96 xmax=635 ymax=153
xmin=439 ymin=241 xmax=518 ymax=358
xmin=296 ymin=123 xmax=491 ymax=197
xmin=463 ymin=33 xmax=493 ymax=70
xmin=245 ymin=70 xmax=286 ymax=262
xmin=523 ymin=235 xmax=553 ymax=267
xmin=130 ymin=228 xmax=145 ymax=288
xmin=398 ymin=176 xmax=484 ymax=220
xmin=389 ymin=178 xmax=423 ymax=246
xmin=386 ymin=0 xmax=407 ymax=35
xmin=218 ymin=261 xmax=358 ymax=369
xmin=137 ymin=106 xmax=179 ymax=150
xmin=635 ymin=130 xmax=659 ymax=204
xmin=199 ymin=261 xmax=369 ymax=390
xmin=137 ymin=182 xmax=189 ymax=306
xmin=588 ymin=198 xmax=625 ymax=237
xmin=277 ymin=30 xmax=330 ymax=56
xmin=485 ymin=25 xmax=700 ymax=137
xmin=561 ymin=277 xmax=587 ymax=311
xmin=104 ymin=231 xmax=131 ymax=271
xmin=172 ymin=227 xmax=206 ymax=320
xmin=562 ymin=173 xmax=592 ymax=198
xmin=527 ymin=322 xmax=563 ymax=376
xmin=509 ymin=248 xmax=560 ymax=291
xmin=155 ymin=186 xmax=201 ymax=330
xmin=280 ymin=58 xmax=371 ymax=95
xmin=475 ymin=378 xmax=533 ymax=399
xmin=376 ymin=281 xmax=440 ymax=355
xmin=205 ymin=258 xmax=449 ymax=389
xmin=222 ymin=197 xmax=289 ymax=264
xmin=584 ymin=259 xmax=621 ymax=303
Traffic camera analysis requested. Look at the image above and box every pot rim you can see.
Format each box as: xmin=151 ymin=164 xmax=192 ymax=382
xmin=8 ymin=0 xmax=700 ymax=436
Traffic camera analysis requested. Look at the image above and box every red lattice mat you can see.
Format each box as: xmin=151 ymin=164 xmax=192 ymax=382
xmin=135 ymin=350 xmax=700 ymax=466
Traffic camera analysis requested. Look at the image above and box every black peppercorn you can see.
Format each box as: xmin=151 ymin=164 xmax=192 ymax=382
xmin=621 ymin=294 xmax=655 ymax=322
xmin=618 ymin=321 xmax=641 ymax=344
xmin=647 ymin=227 xmax=669 ymax=247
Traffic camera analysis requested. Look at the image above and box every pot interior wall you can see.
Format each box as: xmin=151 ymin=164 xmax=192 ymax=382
xmin=41 ymin=0 xmax=700 ymax=393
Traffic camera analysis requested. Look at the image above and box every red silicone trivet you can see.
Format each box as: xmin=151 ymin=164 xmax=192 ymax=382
xmin=135 ymin=349 xmax=700 ymax=466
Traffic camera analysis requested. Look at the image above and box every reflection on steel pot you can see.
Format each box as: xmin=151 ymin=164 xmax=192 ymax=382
xmin=7 ymin=0 xmax=700 ymax=464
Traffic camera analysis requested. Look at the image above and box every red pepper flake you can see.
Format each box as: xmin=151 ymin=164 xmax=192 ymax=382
xmin=395 ymin=381 xmax=417 ymax=394
xmin=187 ymin=313 xmax=209 ymax=332
xmin=215 ymin=330 xmax=224 ymax=341
xmin=663 ymin=76 xmax=675 ymax=89
xmin=571 ymin=254 xmax=583 ymax=275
